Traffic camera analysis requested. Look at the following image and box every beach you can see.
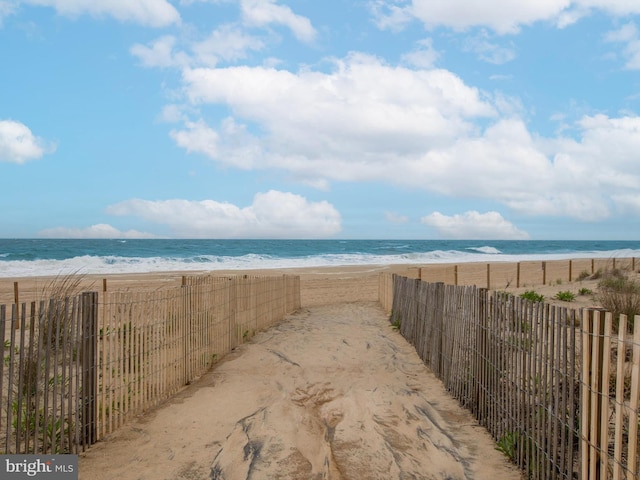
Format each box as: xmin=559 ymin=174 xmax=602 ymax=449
xmin=0 ymin=258 xmax=613 ymax=309
xmin=0 ymin=260 xmax=626 ymax=479
xmin=77 ymin=300 xmax=523 ymax=480
xmin=0 ymin=263 xmax=416 ymax=307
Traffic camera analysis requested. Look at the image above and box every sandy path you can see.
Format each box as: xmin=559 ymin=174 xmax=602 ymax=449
xmin=79 ymin=302 xmax=521 ymax=480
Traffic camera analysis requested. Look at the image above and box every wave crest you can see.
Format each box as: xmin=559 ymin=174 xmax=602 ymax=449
xmin=467 ymin=246 xmax=501 ymax=254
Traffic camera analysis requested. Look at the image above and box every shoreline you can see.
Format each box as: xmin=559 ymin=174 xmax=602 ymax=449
xmin=0 ymin=263 xmax=419 ymax=307
xmin=1 ymin=241 xmax=637 ymax=280
xmin=0 ymin=256 xmax=635 ymax=308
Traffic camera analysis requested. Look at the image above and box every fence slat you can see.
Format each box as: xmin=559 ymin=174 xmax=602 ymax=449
xmin=612 ymin=315 xmax=627 ymax=480
xmin=626 ymin=316 xmax=640 ymax=480
xmin=599 ymin=312 xmax=613 ymax=479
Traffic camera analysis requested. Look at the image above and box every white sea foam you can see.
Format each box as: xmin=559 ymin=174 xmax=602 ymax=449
xmin=467 ymin=246 xmax=501 ymax=254
xmin=0 ymin=248 xmax=638 ymax=278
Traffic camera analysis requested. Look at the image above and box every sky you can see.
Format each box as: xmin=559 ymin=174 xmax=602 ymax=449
xmin=1 ymin=0 xmax=640 ymax=240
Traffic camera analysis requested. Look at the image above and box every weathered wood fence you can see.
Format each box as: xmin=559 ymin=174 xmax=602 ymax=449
xmin=387 ymin=275 xmax=640 ymax=480
xmin=419 ymin=257 xmax=637 ymax=289
xmin=0 ymin=274 xmax=300 ymax=454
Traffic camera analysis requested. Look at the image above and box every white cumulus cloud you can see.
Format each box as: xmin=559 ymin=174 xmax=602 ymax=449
xmin=39 ymin=224 xmax=157 ymax=239
xmin=401 ymin=38 xmax=440 ymax=68
xmin=105 ymin=190 xmax=342 ymax=238
xmin=130 ymin=36 xmax=190 ymax=68
xmin=577 ymin=0 xmax=640 ymax=16
xmin=0 ymin=119 xmax=55 ymax=164
xmin=464 ymin=31 xmax=517 ymax=64
xmin=165 ymin=49 xmax=640 ymax=224
xmin=131 ymin=27 xmax=265 ymax=69
xmin=177 ymin=53 xmax=495 ymax=177
xmin=0 ymin=1 xmax=18 ymax=25
xmin=191 ymin=24 xmax=266 ymax=66
xmin=23 ymin=0 xmax=180 ymax=27
xmin=604 ymin=23 xmax=640 ymax=70
xmin=241 ymin=0 xmax=316 ymax=43
xmin=421 ymin=211 xmax=530 ymax=239
xmin=544 ymin=114 xmax=640 ymax=218
xmin=375 ymin=0 xmax=569 ymax=34
xmin=371 ymin=0 xmax=640 ymax=34
xmin=167 ymin=53 xmax=640 ymax=222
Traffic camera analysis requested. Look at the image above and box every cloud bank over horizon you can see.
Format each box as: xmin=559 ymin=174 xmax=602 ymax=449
xmin=103 ymin=190 xmax=342 ymax=239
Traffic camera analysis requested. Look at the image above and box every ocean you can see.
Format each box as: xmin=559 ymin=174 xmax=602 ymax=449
xmin=0 ymin=239 xmax=639 ymax=278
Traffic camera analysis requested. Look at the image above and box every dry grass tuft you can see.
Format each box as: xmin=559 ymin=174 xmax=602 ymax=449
xmin=597 ymin=269 xmax=640 ymax=332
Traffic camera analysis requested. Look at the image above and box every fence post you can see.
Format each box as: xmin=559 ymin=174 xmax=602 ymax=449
xmin=486 ymin=264 xmax=491 ymax=289
xmin=569 ymin=260 xmax=572 ymax=282
xmin=516 ymin=262 xmax=520 ymax=288
xmin=81 ymin=291 xmax=98 ymax=449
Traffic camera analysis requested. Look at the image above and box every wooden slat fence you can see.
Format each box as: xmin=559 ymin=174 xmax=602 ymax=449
xmin=0 ymin=293 xmax=97 ymax=454
xmin=1 ymin=274 xmax=300 ymax=454
xmin=418 ymin=258 xmax=637 ymax=290
xmin=387 ymin=274 xmax=640 ymax=480
xmin=581 ymin=310 xmax=640 ymax=480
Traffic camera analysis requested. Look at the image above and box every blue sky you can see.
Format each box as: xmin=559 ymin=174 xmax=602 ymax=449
xmin=1 ymin=0 xmax=640 ymax=240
